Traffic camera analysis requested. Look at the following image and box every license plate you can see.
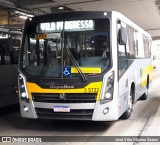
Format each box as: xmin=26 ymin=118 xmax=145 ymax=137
xmin=53 ymin=106 xmax=70 ymax=112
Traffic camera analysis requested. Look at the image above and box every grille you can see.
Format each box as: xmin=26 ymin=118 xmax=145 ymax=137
xmin=32 ymin=93 xmax=97 ymax=103
xmin=35 ymin=108 xmax=94 ymax=120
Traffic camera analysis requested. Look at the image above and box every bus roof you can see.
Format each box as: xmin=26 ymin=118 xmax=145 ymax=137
xmin=27 ymin=11 xmax=151 ymax=39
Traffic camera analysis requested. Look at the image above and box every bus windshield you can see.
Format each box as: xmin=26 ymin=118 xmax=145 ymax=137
xmin=22 ymin=18 xmax=111 ymax=78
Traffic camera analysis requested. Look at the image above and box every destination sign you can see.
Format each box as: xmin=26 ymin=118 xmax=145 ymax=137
xmin=38 ymin=20 xmax=94 ymax=32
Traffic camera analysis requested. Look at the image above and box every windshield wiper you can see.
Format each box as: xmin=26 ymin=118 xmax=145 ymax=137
xmin=67 ymin=48 xmax=88 ymax=82
xmin=39 ymin=56 xmax=54 ymax=80
xmin=39 ymin=38 xmax=59 ymax=79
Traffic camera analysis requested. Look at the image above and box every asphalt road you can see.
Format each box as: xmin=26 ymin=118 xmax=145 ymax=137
xmin=0 ymin=69 xmax=160 ymax=145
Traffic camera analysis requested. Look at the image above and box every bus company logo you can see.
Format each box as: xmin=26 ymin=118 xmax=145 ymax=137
xmin=50 ymin=85 xmax=74 ymax=89
xmin=59 ymin=93 xmax=66 ymax=100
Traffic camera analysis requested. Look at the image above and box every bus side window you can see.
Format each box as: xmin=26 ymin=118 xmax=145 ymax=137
xmin=0 ymin=44 xmax=11 ymax=65
xmin=4 ymin=47 xmax=11 ymax=64
xmin=118 ymin=45 xmax=126 ymax=56
xmin=143 ymin=36 xmax=151 ymax=58
xmin=127 ymin=25 xmax=136 ymax=58
xmin=0 ymin=37 xmax=20 ymax=65
xmin=0 ymin=47 xmax=5 ymax=64
xmin=10 ymin=49 xmax=19 ymax=64
xmin=134 ymin=31 xmax=139 ymax=57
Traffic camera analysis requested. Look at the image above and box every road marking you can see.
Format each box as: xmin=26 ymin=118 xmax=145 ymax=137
xmin=132 ymin=115 xmax=155 ymax=145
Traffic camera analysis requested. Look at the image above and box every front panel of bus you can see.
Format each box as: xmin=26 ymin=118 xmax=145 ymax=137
xmin=18 ymin=12 xmax=119 ymax=121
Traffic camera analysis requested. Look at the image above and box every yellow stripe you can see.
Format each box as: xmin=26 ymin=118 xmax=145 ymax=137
xmin=71 ymin=67 xmax=101 ymax=74
xmin=141 ymin=65 xmax=153 ymax=87
xmin=27 ymin=82 xmax=102 ymax=101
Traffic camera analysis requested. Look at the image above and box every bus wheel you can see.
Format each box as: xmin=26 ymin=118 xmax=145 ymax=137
xmin=121 ymin=91 xmax=133 ymax=119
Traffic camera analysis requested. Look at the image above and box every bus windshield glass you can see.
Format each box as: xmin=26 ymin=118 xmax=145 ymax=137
xmin=22 ymin=18 xmax=111 ymax=78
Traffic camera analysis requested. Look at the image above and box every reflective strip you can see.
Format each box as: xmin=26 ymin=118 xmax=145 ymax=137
xmin=141 ymin=65 xmax=153 ymax=87
xmin=71 ymin=67 xmax=101 ymax=74
xmin=27 ymin=82 xmax=102 ymax=101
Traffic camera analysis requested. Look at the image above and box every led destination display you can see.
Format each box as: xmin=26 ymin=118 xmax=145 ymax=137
xmin=39 ymin=20 xmax=94 ymax=32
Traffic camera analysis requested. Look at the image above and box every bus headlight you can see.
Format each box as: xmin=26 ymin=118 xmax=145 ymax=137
xmin=21 ymin=92 xmax=27 ymax=98
xmin=105 ymin=93 xmax=112 ymax=99
xmin=101 ymin=71 xmax=114 ymax=101
xmin=18 ymin=74 xmax=29 ymax=102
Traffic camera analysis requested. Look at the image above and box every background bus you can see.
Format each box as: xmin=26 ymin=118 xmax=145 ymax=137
xmin=0 ymin=29 xmax=21 ymax=108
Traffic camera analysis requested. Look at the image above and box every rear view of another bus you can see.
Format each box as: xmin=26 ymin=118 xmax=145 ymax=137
xmin=0 ymin=30 xmax=21 ymax=108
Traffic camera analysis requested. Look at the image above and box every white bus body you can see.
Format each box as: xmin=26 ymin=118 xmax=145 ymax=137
xmin=18 ymin=11 xmax=153 ymax=121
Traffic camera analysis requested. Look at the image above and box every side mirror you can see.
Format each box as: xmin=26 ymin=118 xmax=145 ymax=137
xmin=118 ymin=27 xmax=127 ymax=45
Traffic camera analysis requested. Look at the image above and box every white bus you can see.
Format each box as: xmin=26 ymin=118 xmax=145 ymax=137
xmin=18 ymin=11 xmax=153 ymax=121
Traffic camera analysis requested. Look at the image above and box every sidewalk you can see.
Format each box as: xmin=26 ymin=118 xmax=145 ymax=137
xmin=141 ymin=106 xmax=160 ymax=136
xmin=139 ymin=106 xmax=160 ymax=145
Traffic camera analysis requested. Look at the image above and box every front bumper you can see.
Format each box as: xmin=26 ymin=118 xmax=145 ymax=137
xmin=19 ymin=99 xmax=118 ymax=121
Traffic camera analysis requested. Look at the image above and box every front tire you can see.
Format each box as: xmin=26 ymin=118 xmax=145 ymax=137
xmin=121 ymin=91 xmax=133 ymax=119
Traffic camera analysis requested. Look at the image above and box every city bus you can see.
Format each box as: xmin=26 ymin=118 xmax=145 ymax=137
xmin=18 ymin=11 xmax=153 ymax=121
xmin=0 ymin=30 xmax=21 ymax=108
